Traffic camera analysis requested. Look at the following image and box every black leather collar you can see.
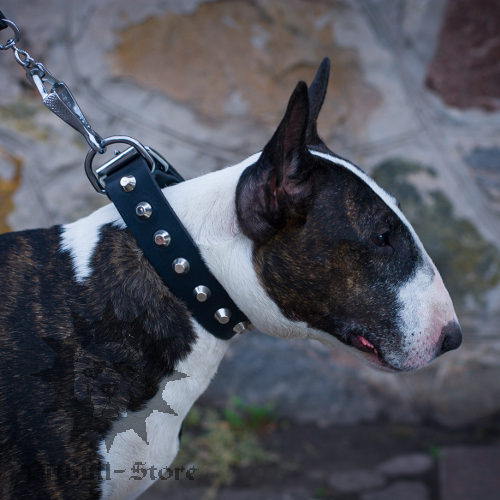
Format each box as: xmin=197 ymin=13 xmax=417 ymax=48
xmin=90 ymin=142 xmax=251 ymax=340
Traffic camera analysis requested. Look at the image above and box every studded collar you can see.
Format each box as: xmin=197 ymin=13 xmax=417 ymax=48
xmin=89 ymin=140 xmax=252 ymax=340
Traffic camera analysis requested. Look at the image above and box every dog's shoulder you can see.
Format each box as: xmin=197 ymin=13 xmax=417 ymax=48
xmin=0 ymin=219 xmax=198 ymax=499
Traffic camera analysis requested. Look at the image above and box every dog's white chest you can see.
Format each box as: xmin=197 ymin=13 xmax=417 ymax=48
xmin=99 ymin=323 xmax=228 ymax=500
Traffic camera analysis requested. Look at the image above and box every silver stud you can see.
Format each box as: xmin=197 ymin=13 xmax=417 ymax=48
xmin=214 ymin=308 xmax=232 ymax=324
xmin=154 ymin=230 xmax=171 ymax=247
xmin=120 ymin=175 xmax=136 ymax=192
xmin=193 ymin=286 xmax=211 ymax=302
xmin=114 ymin=149 xmax=120 ymax=156
xmin=136 ymin=201 xmax=152 ymax=220
xmin=173 ymin=258 xmax=190 ymax=274
xmin=233 ymin=321 xmax=251 ymax=334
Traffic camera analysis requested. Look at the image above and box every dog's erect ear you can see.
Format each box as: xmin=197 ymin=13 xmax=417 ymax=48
xmin=236 ymin=81 xmax=317 ymax=244
xmin=306 ymin=57 xmax=330 ymax=147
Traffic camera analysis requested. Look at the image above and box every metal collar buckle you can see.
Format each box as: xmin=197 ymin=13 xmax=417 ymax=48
xmin=85 ymin=136 xmax=156 ymax=194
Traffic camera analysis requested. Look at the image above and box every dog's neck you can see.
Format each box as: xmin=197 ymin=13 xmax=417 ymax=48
xmin=164 ymin=152 xmax=261 ymax=247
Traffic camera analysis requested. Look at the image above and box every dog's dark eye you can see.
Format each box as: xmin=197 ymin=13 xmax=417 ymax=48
xmin=372 ymin=232 xmax=389 ymax=247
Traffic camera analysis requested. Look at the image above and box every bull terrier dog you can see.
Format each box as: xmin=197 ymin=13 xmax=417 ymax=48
xmin=0 ymin=58 xmax=461 ymax=500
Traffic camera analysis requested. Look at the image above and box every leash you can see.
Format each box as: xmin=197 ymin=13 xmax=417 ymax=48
xmin=0 ymin=12 xmax=252 ymax=340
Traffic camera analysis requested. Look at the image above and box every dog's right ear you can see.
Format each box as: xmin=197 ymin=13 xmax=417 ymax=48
xmin=306 ymin=57 xmax=330 ymax=147
xmin=236 ymin=81 xmax=317 ymax=245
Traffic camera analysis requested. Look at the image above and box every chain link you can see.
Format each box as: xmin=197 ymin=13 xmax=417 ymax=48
xmin=0 ymin=37 xmax=16 ymax=50
xmin=0 ymin=18 xmax=37 ymax=69
xmin=0 ymin=18 xmax=20 ymax=50
xmin=13 ymin=46 xmax=35 ymax=68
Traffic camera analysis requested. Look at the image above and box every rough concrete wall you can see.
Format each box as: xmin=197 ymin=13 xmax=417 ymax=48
xmin=1 ymin=0 xmax=500 ymax=426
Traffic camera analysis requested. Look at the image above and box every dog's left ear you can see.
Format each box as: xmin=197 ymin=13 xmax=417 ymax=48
xmin=236 ymin=81 xmax=317 ymax=245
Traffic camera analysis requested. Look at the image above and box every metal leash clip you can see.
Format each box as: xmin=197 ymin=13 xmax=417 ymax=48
xmin=27 ymin=63 xmax=105 ymax=153
xmin=0 ymin=13 xmax=104 ymax=153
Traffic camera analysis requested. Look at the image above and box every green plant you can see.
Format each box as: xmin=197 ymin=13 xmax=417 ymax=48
xmin=314 ymin=486 xmax=328 ymax=498
xmin=223 ymin=396 xmax=277 ymax=433
xmin=173 ymin=400 xmax=278 ymax=491
xmin=428 ymin=446 xmax=441 ymax=460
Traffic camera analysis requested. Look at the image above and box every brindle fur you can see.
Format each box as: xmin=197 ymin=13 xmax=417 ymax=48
xmin=0 ymin=225 xmax=195 ymax=499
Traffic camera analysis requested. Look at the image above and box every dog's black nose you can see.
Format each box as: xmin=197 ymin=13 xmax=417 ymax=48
xmin=440 ymin=320 xmax=462 ymax=354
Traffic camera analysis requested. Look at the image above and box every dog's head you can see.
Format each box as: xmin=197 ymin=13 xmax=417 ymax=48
xmin=236 ymin=58 xmax=461 ymax=372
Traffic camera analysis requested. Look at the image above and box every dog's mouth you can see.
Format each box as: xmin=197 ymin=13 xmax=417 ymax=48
xmin=349 ymin=333 xmax=397 ymax=372
xmin=350 ymin=333 xmax=378 ymax=354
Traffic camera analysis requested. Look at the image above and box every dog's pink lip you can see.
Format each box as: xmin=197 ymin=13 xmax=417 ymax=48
xmin=349 ymin=334 xmax=399 ymax=372
xmin=350 ymin=334 xmax=378 ymax=355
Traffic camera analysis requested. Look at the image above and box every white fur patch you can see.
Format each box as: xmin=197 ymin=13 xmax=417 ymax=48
xmin=164 ymin=152 xmax=261 ymax=246
xmin=99 ymin=322 xmax=229 ymax=500
xmin=60 ymin=204 xmax=123 ymax=282
xmin=392 ymin=262 xmax=457 ymax=370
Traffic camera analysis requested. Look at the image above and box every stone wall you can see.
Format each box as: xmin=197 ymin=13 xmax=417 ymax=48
xmin=1 ymin=0 xmax=500 ymax=426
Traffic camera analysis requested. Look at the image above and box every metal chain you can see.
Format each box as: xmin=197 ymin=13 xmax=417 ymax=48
xmin=13 ymin=46 xmax=36 ymax=68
